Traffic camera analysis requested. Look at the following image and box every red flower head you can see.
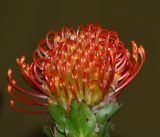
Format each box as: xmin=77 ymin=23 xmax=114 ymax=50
xmin=7 ymin=23 xmax=145 ymax=114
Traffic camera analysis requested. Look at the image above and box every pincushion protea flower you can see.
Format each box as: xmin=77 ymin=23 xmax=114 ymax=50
xmin=7 ymin=23 xmax=145 ymax=137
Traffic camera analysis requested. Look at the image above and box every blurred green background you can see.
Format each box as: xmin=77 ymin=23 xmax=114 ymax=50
xmin=0 ymin=0 xmax=159 ymax=137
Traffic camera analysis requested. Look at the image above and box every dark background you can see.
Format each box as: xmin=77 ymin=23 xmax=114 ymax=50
xmin=0 ymin=0 xmax=159 ymax=137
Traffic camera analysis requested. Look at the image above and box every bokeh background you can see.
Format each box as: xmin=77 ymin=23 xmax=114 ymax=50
xmin=0 ymin=0 xmax=159 ymax=137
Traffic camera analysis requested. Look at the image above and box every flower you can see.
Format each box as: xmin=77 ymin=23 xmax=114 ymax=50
xmin=7 ymin=23 xmax=145 ymax=114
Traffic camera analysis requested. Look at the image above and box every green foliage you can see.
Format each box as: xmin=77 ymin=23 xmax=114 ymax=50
xmin=65 ymin=101 xmax=96 ymax=137
xmin=43 ymin=125 xmax=66 ymax=137
xmin=46 ymin=101 xmax=120 ymax=137
xmin=98 ymin=121 xmax=113 ymax=137
xmin=95 ymin=102 xmax=121 ymax=137
xmin=43 ymin=125 xmax=54 ymax=137
xmin=54 ymin=127 xmax=66 ymax=137
xmin=96 ymin=102 xmax=120 ymax=123
xmin=48 ymin=103 xmax=67 ymax=133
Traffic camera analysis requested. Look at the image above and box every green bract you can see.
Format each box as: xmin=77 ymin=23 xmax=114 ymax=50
xmin=45 ymin=101 xmax=120 ymax=137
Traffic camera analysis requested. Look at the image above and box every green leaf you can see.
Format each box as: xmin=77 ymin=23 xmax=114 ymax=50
xmin=43 ymin=125 xmax=54 ymax=137
xmin=54 ymin=127 xmax=66 ymax=137
xmin=92 ymin=133 xmax=99 ymax=137
xmin=65 ymin=101 xmax=96 ymax=137
xmin=48 ymin=103 xmax=66 ymax=133
xmin=95 ymin=102 xmax=120 ymax=137
xmin=99 ymin=121 xmax=111 ymax=137
xmin=96 ymin=102 xmax=120 ymax=124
